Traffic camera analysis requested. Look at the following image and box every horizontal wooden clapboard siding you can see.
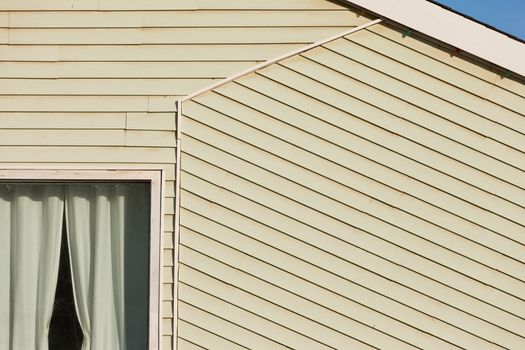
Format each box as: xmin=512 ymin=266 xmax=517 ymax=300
xmin=179 ymin=21 xmax=525 ymax=349
xmin=0 ymin=62 xmax=257 ymax=78
xmin=7 ymin=27 xmax=355 ymax=45
xmin=0 ymin=44 xmax=306 ymax=62
xmin=5 ymin=10 xmax=368 ymax=28
xmin=0 ymin=130 xmax=175 ymax=146
xmin=0 ymin=0 xmax=345 ymax=11
xmin=0 ymin=1 xmax=365 ymax=348
xmin=0 ymin=79 xmax=217 ymax=96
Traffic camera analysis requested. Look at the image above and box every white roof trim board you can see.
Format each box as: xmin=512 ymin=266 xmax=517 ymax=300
xmin=342 ymin=0 xmax=525 ymax=77
xmin=180 ymin=18 xmax=383 ymax=102
xmin=179 ymin=0 xmax=524 ymax=104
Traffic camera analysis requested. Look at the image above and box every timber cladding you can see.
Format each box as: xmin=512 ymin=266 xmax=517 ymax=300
xmin=0 ymin=1 xmax=368 ymax=349
xmin=179 ymin=21 xmax=525 ymax=350
xmin=1 ymin=0 xmax=525 ymax=349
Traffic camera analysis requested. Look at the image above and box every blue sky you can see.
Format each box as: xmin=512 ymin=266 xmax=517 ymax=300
xmin=433 ymin=0 xmax=525 ymax=40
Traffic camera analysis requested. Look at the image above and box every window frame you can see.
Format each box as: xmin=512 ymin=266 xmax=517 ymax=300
xmin=0 ymin=167 xmax=165 ymax=350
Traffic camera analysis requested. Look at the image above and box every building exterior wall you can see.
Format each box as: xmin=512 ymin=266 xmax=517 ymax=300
xmin=0 ymin=1 xmax=366 ymax=349
xmin=180 ymin=22 xmax=525 ymax=349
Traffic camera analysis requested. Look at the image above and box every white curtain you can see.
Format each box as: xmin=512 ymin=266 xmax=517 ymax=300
xmin=66 ymin=185 xmax=127 ymax=350
xmin=0 ymin=183 xmax=149 ymax=350
xmin=0 ymin=184 xmax=64 ymax=350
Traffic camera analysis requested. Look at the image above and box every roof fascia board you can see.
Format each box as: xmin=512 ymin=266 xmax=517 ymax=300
xmin=341 ymin=0 xmax=525 ymax=77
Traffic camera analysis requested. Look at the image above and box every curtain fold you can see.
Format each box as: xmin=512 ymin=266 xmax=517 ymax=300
xmin=0 ymin=184 xmax=64 ymax=350
xmin=1 ymin=183 xmax=149 ymax=350
xmin=65 ymin=185 xmax=127 ymax=350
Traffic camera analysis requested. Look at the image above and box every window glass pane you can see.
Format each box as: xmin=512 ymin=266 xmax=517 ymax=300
xmin=1 ymin=182 xmax=151 ymax=350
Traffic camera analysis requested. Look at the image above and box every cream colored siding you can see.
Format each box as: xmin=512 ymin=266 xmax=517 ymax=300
xmin=0 ymin=1 xmax=364 ymax=348
xmin=0 ymin=0 xmax=344 ymax=11
xmin=180 ymin=22 xmax=525 ymax=349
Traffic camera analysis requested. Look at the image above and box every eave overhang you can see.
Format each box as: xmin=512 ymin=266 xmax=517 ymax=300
xmin=339 ymin=0 xmax=525 ymax=77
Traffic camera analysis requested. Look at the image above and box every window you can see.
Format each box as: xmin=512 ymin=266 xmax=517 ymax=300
xmin=0 ymin=169 xmax=163 ymax=350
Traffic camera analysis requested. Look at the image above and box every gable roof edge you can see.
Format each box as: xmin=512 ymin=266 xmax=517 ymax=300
xmin=340 ymin=0 xmax=525 ymax=77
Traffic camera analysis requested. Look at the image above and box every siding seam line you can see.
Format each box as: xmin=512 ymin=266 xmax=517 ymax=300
xmin=178 ymin=297 xmax=297 ymax=350
xmin=173 ymin=18 xmax=380 ymax=347
xmin=269 ymin=62 xmax=525 ymax=189
xmin=180 ymin=165 xmax=525 ymax=325
xmin=178 ymin=123 xmax=522 ymax=281
xmin=213 ymin=83 xmax=525 ymax=218
xmin=179 ymin=212 xmax=520 ymax=348
xmin=179 ymin=237 xmax=458 ymax=350
xmin=179 ymin=263 xmax=385 ymax=348
xmin=337 ymin=36 xmax=525 ymax=118
xmin=234 ymin=72 xmax=525 ymax=209
xmin=180 ymin=195 xmax=525 ymax=334
xmin=178 ymin=281 xmax=341 ymax=350
xmin=179 ymin=191 xmax=525 ymax=343
xmin=292 ymin=52 xmax=525 ymax=162
xmin=208 ymin=85 xmax=525 ymax=228
xmin=184 ymin=99 xmax=525 ymax=251
xmin=317 ymin=44 xmax=525 ymax=141
xmin=180 ymin=144 xmax=525 ymax=295
xmin=179 ymin=247 xmax=383 ymax=350
xmin=178 ymin=319 xmax=250 ymax=350
xmin=180 ymin=132 xmax=525 ymax=286
xmin=180 ymin=119 xmax=525 ymax=273
xmin=176 ymin=336 xmax=207 ymax=350
xmin=364 ymin=26 xmax=525 ymax=99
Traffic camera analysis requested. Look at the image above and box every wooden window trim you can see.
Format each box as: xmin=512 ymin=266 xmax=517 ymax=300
xmin=0 ymin=166 xmax=165 ymax=350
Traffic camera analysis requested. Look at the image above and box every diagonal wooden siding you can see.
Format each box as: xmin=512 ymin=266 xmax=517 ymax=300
xmin=180 ymin=23 xmax=525 ymax=349
xmin=0 ymin=1 xmax=367 ymax=349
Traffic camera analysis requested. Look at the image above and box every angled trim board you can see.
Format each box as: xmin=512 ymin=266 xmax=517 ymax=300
xmin=180 ymin=18 xmax=383 ymax=103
